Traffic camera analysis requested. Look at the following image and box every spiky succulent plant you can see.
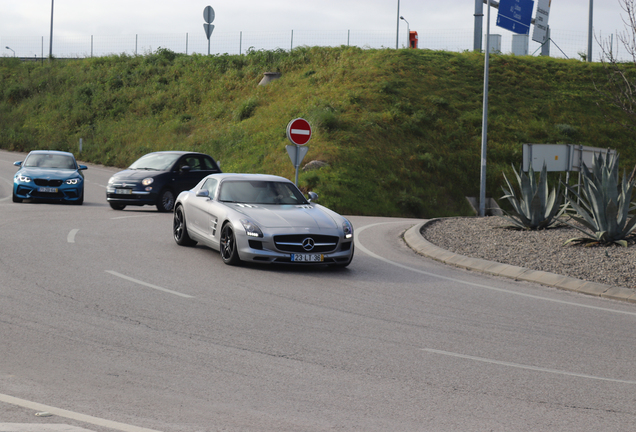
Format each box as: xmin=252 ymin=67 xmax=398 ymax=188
xmin=563 ymin=151 xmax=636 ymax=247
xmin=499 ymin=163 xmax=565 ymax=230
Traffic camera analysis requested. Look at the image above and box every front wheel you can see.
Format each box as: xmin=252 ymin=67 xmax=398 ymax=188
xmin=12 ymin=192 xmax=22 ymax=203
xmin=157 ymin=189 xmax=175 ymax=212
xmin=220 ymin=224 xmax=241 ymax=265
xmin=109 ymin=202 xmax=126 ymax=210
xmin=173 ymin=205 xmax=197 ymax=246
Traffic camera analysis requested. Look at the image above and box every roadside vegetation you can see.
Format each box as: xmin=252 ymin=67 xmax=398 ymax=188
xmin=1 ymin=46 xmax=634 ymax=217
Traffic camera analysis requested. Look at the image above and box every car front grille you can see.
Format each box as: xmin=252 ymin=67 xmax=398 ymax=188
xmin=34 ymin=179 xmax=63 ymax=187
xmin=273 ymin=234 xmax=339 ymax=253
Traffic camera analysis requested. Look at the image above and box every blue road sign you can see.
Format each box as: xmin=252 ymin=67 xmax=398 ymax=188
xmin=496 ymin=0 xmax=534 ymax=35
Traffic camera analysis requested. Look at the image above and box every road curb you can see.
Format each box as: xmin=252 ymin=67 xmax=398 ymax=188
xmin=404 ymin=220 xmax=636 ymax=304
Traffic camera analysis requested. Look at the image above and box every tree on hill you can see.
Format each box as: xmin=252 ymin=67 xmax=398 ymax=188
xmin=596 ymin=0 xmax=636 ymax=131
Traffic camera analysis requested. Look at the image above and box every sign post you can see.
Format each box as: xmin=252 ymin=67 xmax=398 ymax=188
xmin=285 ymin=118 xmax=312 ymax=186
xmin=203 ymin=6 xmax=215 ymax=55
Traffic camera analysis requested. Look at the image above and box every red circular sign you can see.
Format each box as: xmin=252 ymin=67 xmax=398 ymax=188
xmin=286 ymin=118 xmax=312 ymax=146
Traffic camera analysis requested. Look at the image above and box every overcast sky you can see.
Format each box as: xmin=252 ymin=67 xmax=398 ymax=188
xmin=0 ymin=1 xmax=629 ymax=58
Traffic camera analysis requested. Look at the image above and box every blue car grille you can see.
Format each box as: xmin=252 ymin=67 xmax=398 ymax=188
xmin=273 ymin=234 xmax=339 ymax=253
xmin=34 ymin=178 xmax=63 ymax=187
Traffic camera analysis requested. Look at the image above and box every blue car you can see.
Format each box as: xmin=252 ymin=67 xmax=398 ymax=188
xmin=13 ymin=150 xmax=87 ymax=205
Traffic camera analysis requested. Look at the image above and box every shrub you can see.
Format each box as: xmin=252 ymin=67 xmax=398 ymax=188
xmin=563 ymin=151 xmax=636 ymax=246
xmin=499 ymin=164 xmax=565 ymax=230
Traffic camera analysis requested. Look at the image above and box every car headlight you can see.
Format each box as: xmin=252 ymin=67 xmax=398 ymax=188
xmin=107 ymin=177 xmax=115 ymax=185
xmin=17 ymin=174 xmax=31 ymax=182
xmin=66 ymin=178 xmax=81 ymax=185
xmin=142 ymin=178 xmax=154 ymax=186
xmin=240 ymin=219 xmax=263 ymax=238
xmin=342 ymin=219 xmax=353 ymax=239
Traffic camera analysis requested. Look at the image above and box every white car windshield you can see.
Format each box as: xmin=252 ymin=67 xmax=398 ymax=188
xmin=218 ymin=180 xmax=308 ymax=205
xmin=129 ymin=153 xmax=181 ymax=171
xmin=24 ymin=154 xmax=76 ymax=169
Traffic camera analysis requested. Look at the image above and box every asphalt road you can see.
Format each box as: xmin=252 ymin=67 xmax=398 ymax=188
xmin=1 ymin=149 xmax=635 ymax=432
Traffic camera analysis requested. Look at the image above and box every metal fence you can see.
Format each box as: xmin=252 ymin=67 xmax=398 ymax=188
xmin=0 ymin=28 xmax=629 ymax=62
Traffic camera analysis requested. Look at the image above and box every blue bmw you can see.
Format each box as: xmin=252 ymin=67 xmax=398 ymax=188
xmin=13 ymin=150 xmax=87 ymax=205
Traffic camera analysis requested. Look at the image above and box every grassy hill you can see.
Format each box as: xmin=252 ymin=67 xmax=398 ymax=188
xmin=1 ymin=46 xmax=634 ymax=217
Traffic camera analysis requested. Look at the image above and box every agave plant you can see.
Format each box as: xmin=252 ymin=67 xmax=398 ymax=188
xmin=499 ymin=163 xmax=565 ymax=230
xmin=563 ymin=151 xmax=636 ymax=247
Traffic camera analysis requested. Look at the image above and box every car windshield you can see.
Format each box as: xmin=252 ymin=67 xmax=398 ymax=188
xmin=129 ymin=153 xmax=181 ymax=171
xmin=218 ymin=180 xmax=308 ymax=205
xmin=24 ymin=153 xmax=76 ymax=169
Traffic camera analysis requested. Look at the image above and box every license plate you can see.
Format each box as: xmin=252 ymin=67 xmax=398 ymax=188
xmin=115 ymin=189 xmax=132 ymax=195
xmin=38 ymin=187 xmax=58 ymax=193
xmin=291 ymin=254 xmax=324 ymax=262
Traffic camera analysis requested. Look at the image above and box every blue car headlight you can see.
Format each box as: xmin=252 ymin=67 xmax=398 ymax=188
xmin=66 ymin=178 xmax=82 ymax=185
xmin=342 ymin=219 xmax=353 ymax=239
xmin=240 ymin=219 xmax=263 ymax=238
xmin=16 ymin=174 xmax=31 ymax=183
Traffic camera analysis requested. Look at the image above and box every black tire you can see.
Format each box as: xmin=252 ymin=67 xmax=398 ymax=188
xmin=220 ymin=223 xmax=241 ymax=265
xmin=157 ymin=189 xmax=175 ymax=212
xmin=109 ymin=202 xmax=126 ymax=210
xmin=173 ymin=205 xmax=197 ymax=246
xmin=12 ymin=192 xmax=22 ymax=203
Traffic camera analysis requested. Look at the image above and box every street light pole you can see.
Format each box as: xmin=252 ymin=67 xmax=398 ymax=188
xmin=400 ymin=16 xmax=410 ymax=48
xmin=49 ymin=0 xmax=54 ymax=59
xmin=479 ymin=0 xmax=492 ymax=217
xmin=6 ymin=46 xmax=15 ymax=57
xmin=396 ymin=0 xmax=400 ymax=49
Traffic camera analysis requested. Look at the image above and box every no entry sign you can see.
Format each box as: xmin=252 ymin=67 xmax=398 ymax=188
xmin=286 ymin=118 xmax=312 ymax=146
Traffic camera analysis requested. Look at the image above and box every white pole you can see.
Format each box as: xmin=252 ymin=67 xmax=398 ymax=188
xmin=587 ymin=0 xmax=594 ymax=62
xmin=396 ymin=0 xmax=400 ymax=49
xmin=479 ymin=0 xmax=492 ymax=217
xmin=49 ymin=0 xmax=54 ymax=58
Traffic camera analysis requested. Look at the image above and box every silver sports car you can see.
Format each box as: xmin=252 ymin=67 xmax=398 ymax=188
xmin=173 ymin=173 xmax=354 ymax=266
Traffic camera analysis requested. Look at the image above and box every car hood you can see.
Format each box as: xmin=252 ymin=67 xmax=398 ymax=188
xmin=231 ymin=203 xmax=339 ymax=230
xmin=18 ymin=167 xmax=79 ymax=178
xmin=110 ymin=169 xmax=165 ymax=181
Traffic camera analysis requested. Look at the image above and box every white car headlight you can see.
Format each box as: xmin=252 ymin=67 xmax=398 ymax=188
xmin=66 ymin=178 xmax=81 ymax=185
xmin=342 ymin=219 xmax=353 ymax=239
xmin=240 ymin=219 xmax=263 ymax=238
xmin=142 ymin=178 xmax=154 ymax=186
xmin=17 ymin=174 xmax=31 ymax=182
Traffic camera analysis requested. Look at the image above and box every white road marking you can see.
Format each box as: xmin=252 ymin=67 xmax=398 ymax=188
xmin=0 ymin=393 xmax=163 ymax=432
xmin=105 ymin=270 xmax=194 ymax=298
xmin=67 ymin=229 xmax=79 ymax=243
xmin=422 ymin=348 xmax=636 ymax=385
xmin=111 ymin=214 xmax=159 ymax=220
xmin=354 ymin=222 xmax=636 ymax=317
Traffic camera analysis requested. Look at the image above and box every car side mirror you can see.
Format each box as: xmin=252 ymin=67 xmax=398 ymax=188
xmin=180 ymin=165 xmax=191 ymax=172
xmin=308 ymin=191 xmax=318 ymax=203
xmin=79 ymin=165 xmax=88 ymax=170
xmin=196 ymin=189 xmax=210 ymax=199
xmin=14 ymin=161 xmax=22 ymax=167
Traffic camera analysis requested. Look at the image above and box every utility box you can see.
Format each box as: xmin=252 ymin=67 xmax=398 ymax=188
xmin=409 ymin=31 xmax=418 ymax=49
xmin=512 ymin=34 xmax=529 ymax=55
xmin=522 ymin=144 xmax=617 ymax=172
xmin=487 ymin=34 xmax=502 ymax=53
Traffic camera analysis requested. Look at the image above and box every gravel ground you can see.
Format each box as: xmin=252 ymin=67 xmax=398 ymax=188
xmin=420 ymin=216 xmax=636 ymax=290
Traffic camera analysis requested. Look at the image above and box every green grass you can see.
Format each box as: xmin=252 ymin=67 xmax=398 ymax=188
xmin=1 ymin=46 xmax=634 ymax=217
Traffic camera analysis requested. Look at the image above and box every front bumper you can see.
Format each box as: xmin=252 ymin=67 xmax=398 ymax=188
xmin=235 ymin=228 xmax=354 ymax=265
xmin=14 ymin=183 xmax=83 ymax=202
xmin=106 ymin=187 xmax=157 ymax=206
